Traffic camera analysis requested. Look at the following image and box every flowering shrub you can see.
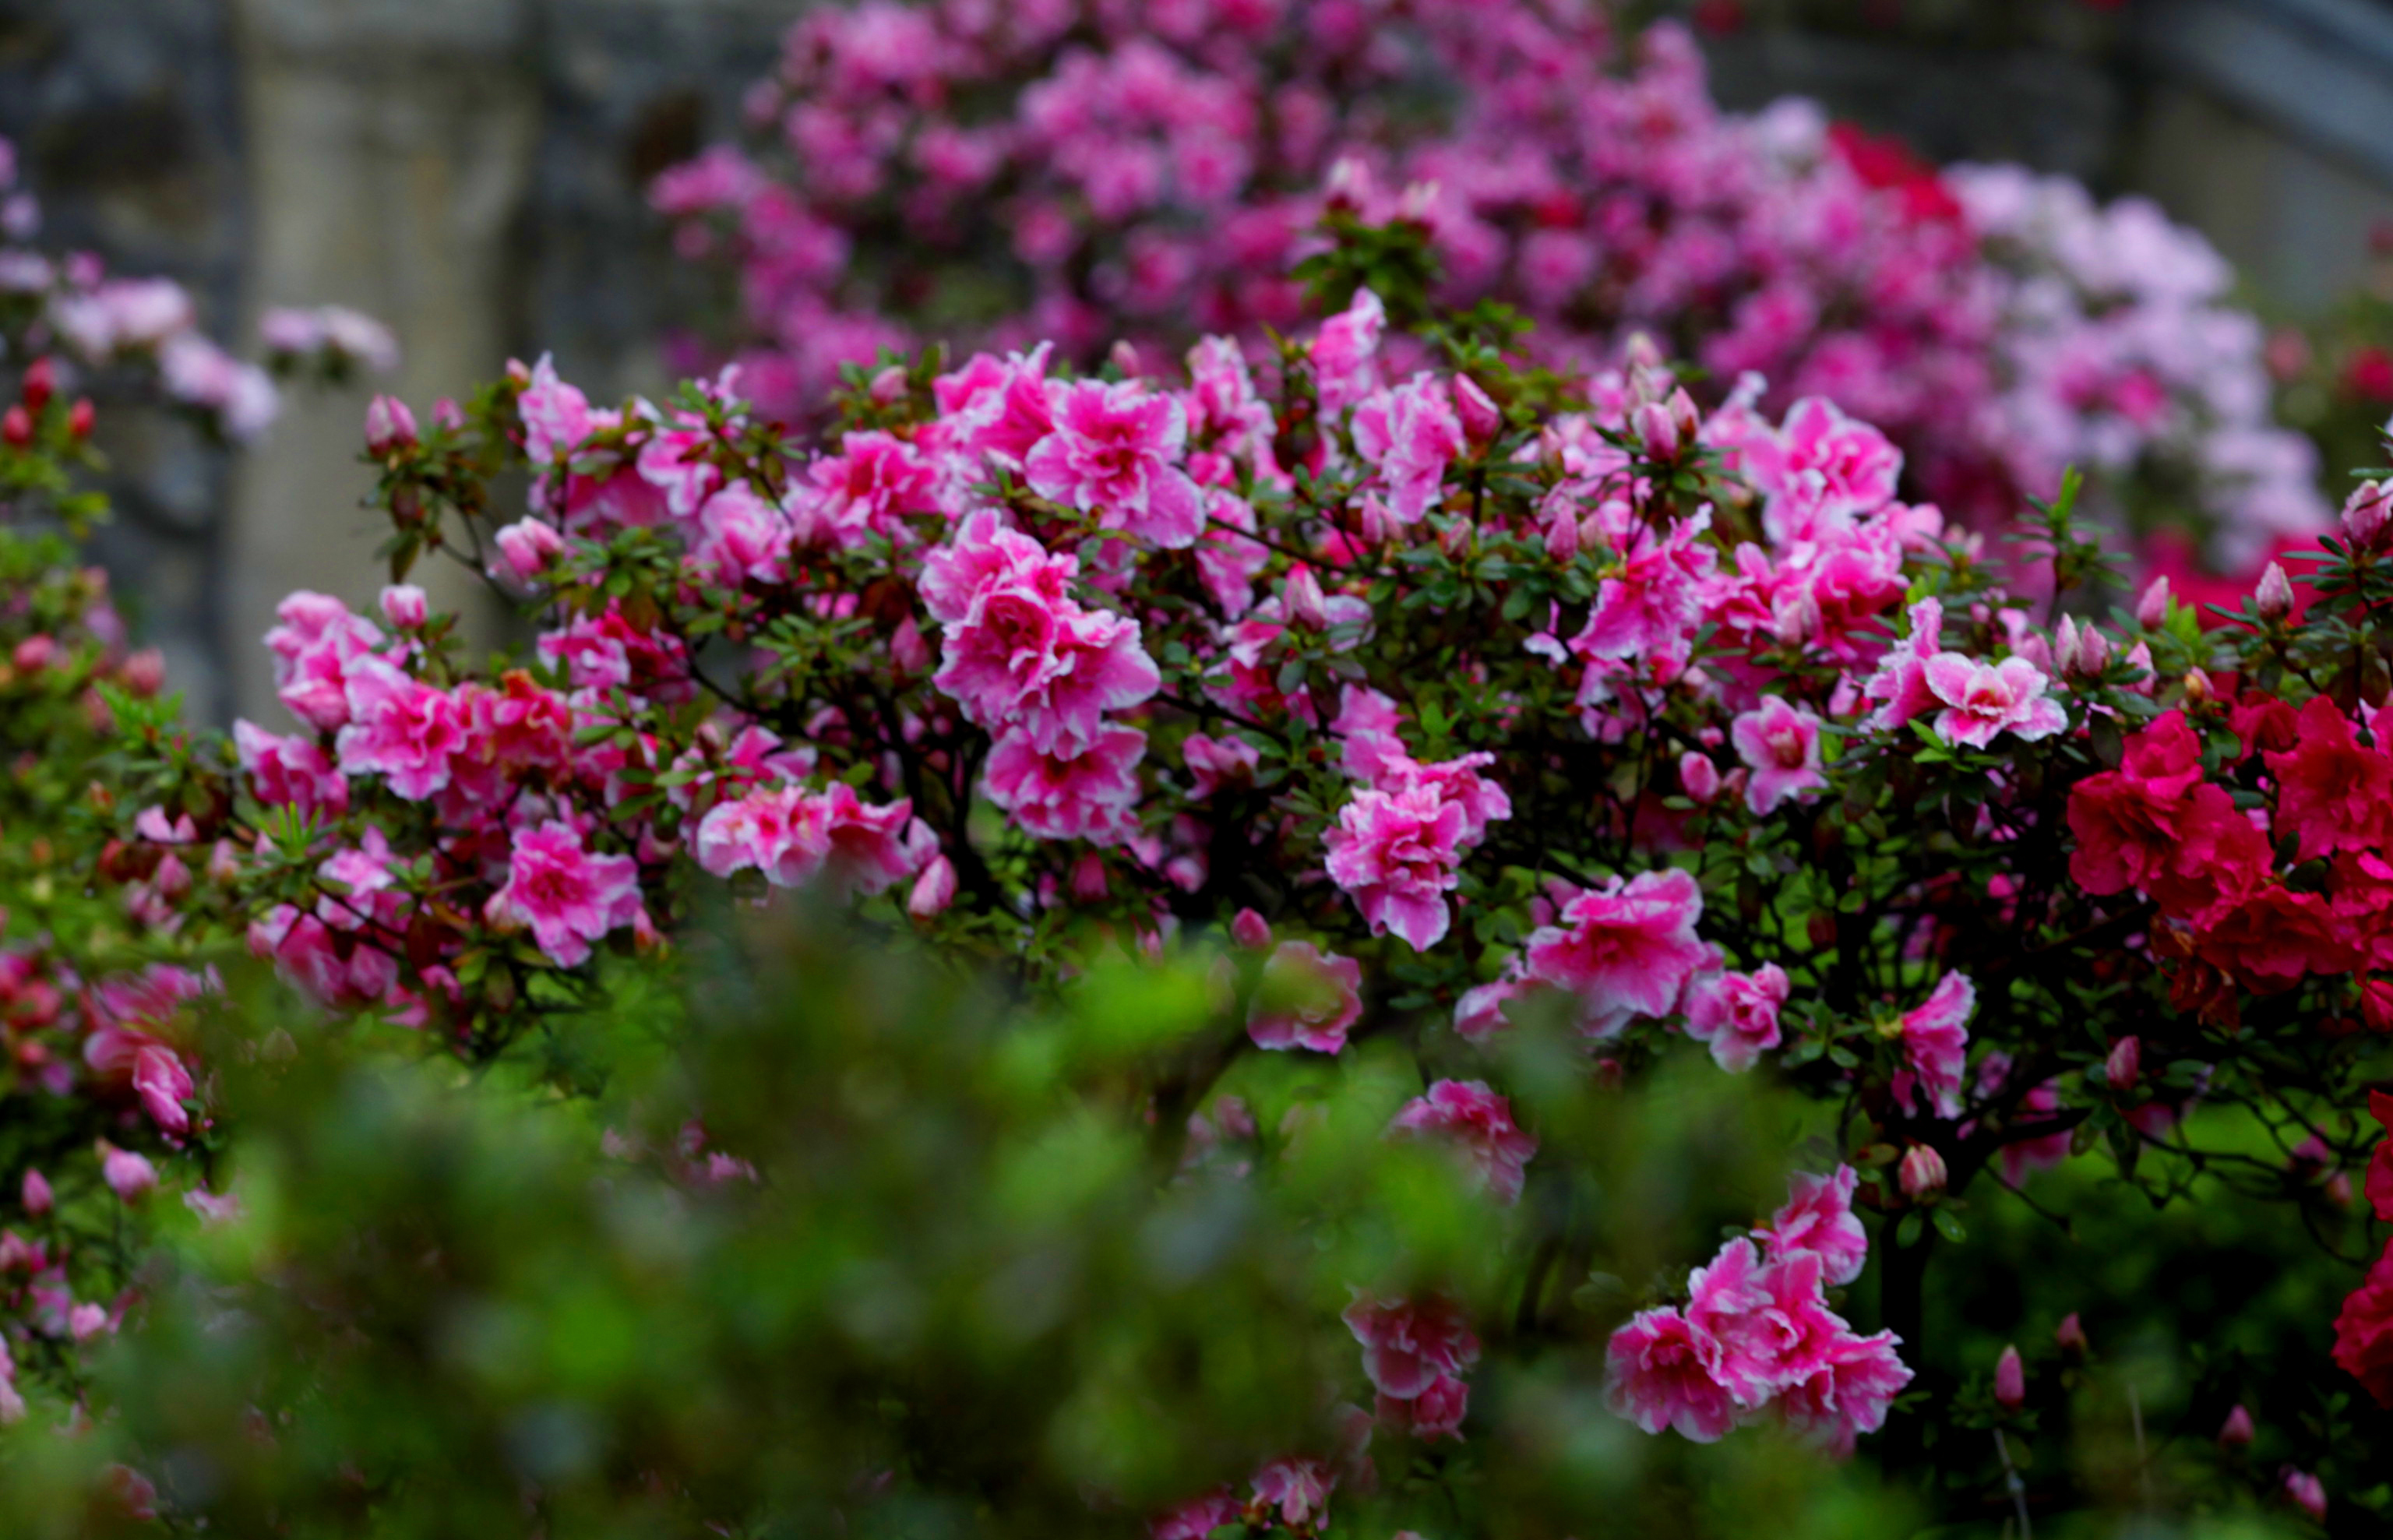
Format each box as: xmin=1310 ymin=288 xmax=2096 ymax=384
xmin=653 ymin=2 xmax=2321 ymax=569
xmin=0 ymin=231 xmax=2307 ymax=1527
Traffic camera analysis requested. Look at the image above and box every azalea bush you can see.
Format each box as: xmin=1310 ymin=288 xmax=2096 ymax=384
xmin=651 ymin=2 xmax=2322 ymax=573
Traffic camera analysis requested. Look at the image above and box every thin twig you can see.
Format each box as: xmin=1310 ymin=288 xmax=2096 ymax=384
xmin=1995 ymin=1429 xmax=2032 ymax=1540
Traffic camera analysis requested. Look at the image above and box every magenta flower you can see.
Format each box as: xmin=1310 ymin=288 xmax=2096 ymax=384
xmin=485 ymin=821 xmax=647 ymax=969
xmin=788 ymin=430 xmax=942 ymax=549
xmin=1388 ymin=1079 xmax=1538 ymax=1204
xmin=130 ymin=1045 xmax=194 ymax=1136
xmin=263 ymin=590 xmax=382 ymax=731
xmin=520 ymin=352 xmax=595 ymax=464
xmin=1604 ymin=1306 xmax=1739 ymax=1442
xmin=1757 ymin=1165 xmax=1870 ymax=1287
xmin=1351 ymin=373 xmax=1463 ymax=524
xmin=1684 ymin=964 xmax=1791 ymax=1073
xmin=1323 ymin=784 xmax=1468 ymax=951
xmin=1247 ymin=941 xmax=1363 ymax=1053
xmin=1861 ymin=596 xmax=1946 ymax=731
xmin=1522 ymin=868 xmax=1710 ymax=1036
xmin=929 ymin=344 xmax=1056 ymax=468
xmin=1249 ymin=1458 xmax=1336 ymax=1531
xmin=1922 ymin=653 xmax=2067 ymax=749
xmin=689 ymin=483 xmax=792 ymax=587
xmin=234 ymin=720 xmax=349 ymax=819
xmin=335 ymin=657 xmax=463 ymax=802
xmin=1729 ymin=698 xmax=1826 ymax=815
xmin=1024 ymin=379 xmax=1204 ymax=548
xmin=984 ymin=724 xmax=1144 ymax=845
xmin=1742 ymin=396 xmax=1904 ymax=541
xmin=1774 ymin=1327 xmax=1915 ymax=1457
xmin=815 ymin=783 xmax=920 ymax=898
xmin=1894 ymin=971 xmax=1975 ymax=1119
xmin=1310 ymin=287 xmax=1385 ymax=424
xmin=1342 ymin=1292 xmax=1480 ymax=1401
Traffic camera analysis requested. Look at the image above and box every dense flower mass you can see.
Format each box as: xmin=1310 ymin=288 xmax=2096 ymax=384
xmin=654 ymin=2 xmax=2323 ymax=574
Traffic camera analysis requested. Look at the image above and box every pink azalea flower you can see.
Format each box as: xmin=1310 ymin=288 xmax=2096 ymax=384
xmin=1180 ymin=731 xmax=1260 ymax=798
xmin=1351 ymin=373 xmax=1463 ymax=523
xmin=1774 ymin=1327 xmax=1914 ymax=1457
xmin=1343 ymin=1293 xmax=1481 ymax=1401
xmin=1389 ymin=1079 xmax=1538 ymax=1203
xmin=815 ymin=783 xmax=920 ymax=897
xmin=1522 ymin=868 xmax=1709 ymax=1036
xmin=929 ymin=344 xmax=1057 ymax=467
xmin=1371 ymin=750 xmax=1513 ymax=844
xmin=788 ymin=429 xmax=941 ymax=548
xmin=694 ymin=784 xmax=830 ymax=888
xmin=1024 ymin=378 xmax=1204 ymax=548
xmin=1248 ymin=941 xmax=1363 ymax=1053
xmin=1151 ymin=1489 xmax=1241 ymax=1540
xmin=1862 ymin=596 xmax=1944 ymax=731
xmin=1605 ymin=1306 xmax=1739 ymax=1442
xmin=689 ymin=483 xmax=792 ymax=587
xmin=1323 ymin=784 xmax=1468 ymax=951
xmin=1684 ymin=964 xmax=1791 ymax=1073
xmin=1741 ymin=396 xmax=1903 ymax=541
xmin=1922 ymin=653 xmax=2067 ymax=749
xmin=1729 ymin=697 xmax=1826 ymax=815
xmin=1249 ymin=1457 xmax=1336 ymax=1529
xmin=1757 ymin=1165 xmax=1870 ymax=1287
xmin=97 ymin=1141 xmax=156 ymax=1203
xmin=335 ymin=656 xmax=463 ymax=801
xmin=263 ymin=590 xmax=382 ymax=731
xmin=1310 ymin=287 xmax=1385 ymax=423
xmin=492 ymin=516 xmax=565 ymax=587
xmin=485 ymin=821 xmax=647 ymax=968
xmin=233 ymin=720 xmax=349 ymax=818
xmin=520 ymin=353 xmax=594 ymax=463
xmin=984 ymin=724 xmax=1144 ymax=845
xmin=1701 ymin=1246 xmax=1846 ymax=1408
xmin=130 ymin=1045 xmax=194 ymax=1136
xmin=1894 ymin=972 xmax=1975 ymax=1119
xmin=1396 ymin=1372 xmax=1471 ymax=1441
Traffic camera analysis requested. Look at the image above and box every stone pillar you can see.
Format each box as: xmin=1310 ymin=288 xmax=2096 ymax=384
xmin=224 ymin=0 xmax=537 ymax=724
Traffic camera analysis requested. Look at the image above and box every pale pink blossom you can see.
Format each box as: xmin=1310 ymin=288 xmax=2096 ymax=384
xmin=492 ymin=517 xmax=565 ymax=585
xmin=1684 ymin=964 xmax=1790 ymax=1073
xmin=695 ymin=784 xmax=830 ymax=888
xmin=1180 ymin=731 xmax=1260 ymax=798
xmin=1861 ymin=596 xmax=1944 ymax=731
xmin=1742 ymin=396 xmax=1903 ymax=541
xmin=1922 ymin=654 xmax=2067 ymax=749
xmin=1730 ymin=698 xmax=1825 ymax=816
xmin=1351 ymin=373 xmax=1462 ymax=523
xmin=1024 ymin=379 xmax=1204 ymax=548
xmin=1389 ymin=1079 xmax=1538 ymax=1203
xmin=485 ymin=820 xmax=647 ymax=968
xmin=1249 ymin=1458 xmax=1336 ymax=1529
xmin=1894 ymin=972 xmax=1975 ymax=1119
xmin=815 ymin=783 xmax=920 ymax=897
xmin=1248 ymin=941 xmax=1362 ymax=1053
xmin=689 ymin=483 xmax=792 ymax=587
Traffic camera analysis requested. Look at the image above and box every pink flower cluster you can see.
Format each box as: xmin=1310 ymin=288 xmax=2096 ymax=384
xmin=1605 ymin=1166 xmax=1912 ymax=1455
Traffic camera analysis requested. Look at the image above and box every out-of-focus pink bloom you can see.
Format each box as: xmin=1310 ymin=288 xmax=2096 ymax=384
xmin=97 ymin=1141 xmax=156 ymax=1203
xmin=2106 ymin=1035 xmax=2141 ymax=1091
xmin=493 ymin=518 xmax=566 ymax=585
xmin=1151 ymin=1489 xmax=1241 ymax=1540
xmin=1389 ymin=1079 xmax=1538 ymax=1203
xmin=131 ymin=1045 xmax=194 ymax=1135
xmin=264 ymin=590 xmax=382 ymax=731
xmin=1894 ymin=972 xmax=1975 ymax=1119
xmin=485 ymin=821 xmax=647 ymax=968
xmin=1343 ymin=1293 xmax=1480 ymax=1401
xmin=1249 ymin=1457 xmax=1336 ymax=1529
xmin=20 ymin=1169 xmax=49 ymax=1218
xmin=1679 ymin=751 xmax=1722 ymax=802
xmin=1311 ymin=287 xmax=1385 ymax=423
xmin=1993 ymin=1344 xmax=2025 ymax=1408
xmin=1248 ymin=941 xmax=1362 ymax=1053
xmin=2219 ymin=1403 xmax=2254 ymax=1447
xmin=2282 ymin=1468 xmax=2327 ymax=1522
xmin=1684 ymin=964 xmax=1790 ymax=1072
xmin=908 ymin=855 xmax=957 ymax=918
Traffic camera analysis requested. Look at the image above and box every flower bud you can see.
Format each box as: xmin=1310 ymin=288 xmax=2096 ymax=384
xmin=2055 ymin=1313 xmax=2088 ymax=1358
xmin=1543 ymin=506 xmax=1579 ymax=562
xmin=1107 ymin=341 xmax=1144 ymax=379
xmin=120 ymin=649 xmax=164 ymax=697
xmin=1668 ymin=386 xmax=1702 ymax=444
xmin=20 ymin=1168 xmax=49 ymax=1218
xmin=1623 ymin=332 xmax=1664 ymax=375
xmin=67 ymin=397 xmax=94 ymax=439
xmin=378 ymin=583 xmax=428 ymax=629
xmin=364 ymin=393 xmax=418 ymax=456
xmin=2135 ymin=575 xmax=2171 ymax=629
xmin=868 ymin=365 xmax=908 ymax=405
xmin=1231 ymin=907 xmax=1272 ymax=950
xmin=1285 ymin=565 xmax=1330 ymax=630
xmin=2076 ymin=624 xmax=2110 ymax=676
xmin=2183 ymin=668 xmax=2212 ymax=706
xmin=21 ymin=356 xmax=54 ymax=413
xmin=493 ymin=517 xmax=564 ymax=583
xmin=1 ymin=405 xmax=30 ymax=447
xmin=2282 ymin=1468 xmax=2327 ymax=1522
xmin=2050 ymin=617 xmax=2079 ymax=676
xmin=2254 ymin=562 xmax=2294 ymax=622
xmin=2123 ymin=640 xmax=2155 ymax=695
xmin=505 ymin=358 xmax=532 ymax=387
xmin=2105 ymin=1035 xmax=2141 ymax=1091
xmin=1898 ymin=1143 xmax=1947 ymax=1199
xmin=1993 ymin=1344 xmax=2025 ymax=1408
xmin=11 ymin=635 xmax=51 ymax=674
xmin=2344 ymin=479 xmax=2393 ymax=550
xmin=907 ymin=855 xmax=957 ymax=918
xmin=1454 ymin=375 xmax=1501 ymax=446
xmin=2219 ymin=1403 xmax=2254 ymax=1447
xmin=1634 ymin=400 xmax=1679 ymax=461
xmin=96 ymin=1140 xmax=156 ymax=1203
xmin=1679 ymin=751 xmax=1721 ymax=802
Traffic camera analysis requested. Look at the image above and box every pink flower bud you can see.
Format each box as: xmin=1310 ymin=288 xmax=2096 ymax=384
xmin=2343 ymin=478 xmax=2393 ymax=550
xmin=2219 ymin=1403 xmax=2254 ymax=1447
xmin=121 ymin=648 xmax=165 ymax=697
xmin=2123 ymin=640 xmax=2156 ymax=695
xmin=867 ymin=365 xmax=908 ymax=406
xmin=363 ymin=393 xmax=418 ymax=456
xmin=1108 ymin=340 xmax=1144 ymax=379
xmin=2105 ymin=1035 xmax=2140 ymax=1091
xmin=2076 ymin=623 xmax=2110 ymax=675
xmin=1231 ymin=907 xmax=1272 ymax=950
xmin=1898 ymin=1143 xmax=1947 ymax=1199
xmin=19 ymin=1169 xmax=49 ymax=1218
xmin=2050 ymin=617 xmax=2079 ymax=676
xmin=2282 ymin=1468 xmax=2327 ymax=1522
xmin=1454 ymin=375 xmax=1501 ymax=446
xmin=97 ymin=1140 xmax=156 ymax=1203
xmin=1634 ymin=400 xmax=1679 ymax=461
xmin=1679 ymin=751 xmax=1721 ymax=802
xmin=378 ymin=583 xmax=428 ymax=629
xmin=1667 ymin=386 xmax=1701 ymax=444
xmin=2254 ymin=562 xmax=2294 ymax=622
xmin=434 ymin=396 xmax=465 ymax=432
xmin=1070 ymin=852 xmax=1110 ymax=903
xmin=2135 ymin=575 xmax=2172 ymax=629
xmin=1623 ymin=332 xmax=1664 ymax=374
xmin=10 ymin=634 xmax=53 ymax=673
xmin=907 ymin=855 xmax=956 ymax=918
xmin=1543 ymin=506 xmax=1579 ymax=562
xmin=2055 ymin=1313 xmax=2088 ymax=1356
xmin=1284 ymin=565 xmax=1330 ymax=629
xmin=1993 ymin=1344 xmax=2025 ymax=1408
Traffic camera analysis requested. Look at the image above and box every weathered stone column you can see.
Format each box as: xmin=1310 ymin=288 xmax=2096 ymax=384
xmin=224 ymin=0 xmax=536 ymax=723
